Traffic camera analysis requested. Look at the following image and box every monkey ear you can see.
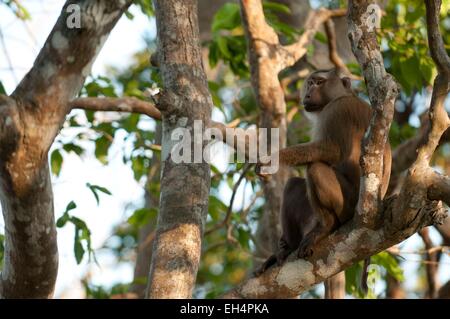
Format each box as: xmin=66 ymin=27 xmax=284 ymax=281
xmin=342 ymin=77 xmax=352 ymax=89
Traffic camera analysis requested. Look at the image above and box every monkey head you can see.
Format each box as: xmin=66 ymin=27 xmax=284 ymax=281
xmin=302 ymin=69 xmax=352 ymax=112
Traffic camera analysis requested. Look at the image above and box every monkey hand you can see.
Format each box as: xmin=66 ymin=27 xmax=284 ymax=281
xmin=255 ymin=155 xmax=274 ymax=180
xmin=297 ymin=237 xmax=314 ymax=259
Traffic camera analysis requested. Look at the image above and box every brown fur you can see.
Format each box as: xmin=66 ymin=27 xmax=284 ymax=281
xmin=255 ymin=69 xmax=391 ymax=276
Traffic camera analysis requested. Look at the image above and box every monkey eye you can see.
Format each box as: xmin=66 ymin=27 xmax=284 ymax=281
xmin=316 ymin=79 xmax=325 ymax=85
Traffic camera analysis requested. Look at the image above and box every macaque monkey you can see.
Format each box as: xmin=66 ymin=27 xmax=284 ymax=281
xmin=255 ymin=69 xmax=391 ymax=276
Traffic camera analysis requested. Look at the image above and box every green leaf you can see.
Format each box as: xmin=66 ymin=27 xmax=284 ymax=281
xmin=57 ymin=201 xmax=77 ymax=228
xmin=124 ymin=10 xmax=134 ymax=19
xmin=120 ymin=113 xmax=140 ymax=133
xmin=216 ymin=36 xmax=232 ymax=59
xmin=66 ymin=201 xmax=77 ymax=212
xmin=211 ymin=3 xmax=241 ymax=32
xmin=314 ymin=32 xmax=327 ymax=44
xmin=94 ymin=135 xmax=112 ymax=164
xmin=74 ymin=228 xmax=85 ymax=264
xmin=263 ymin=1 xmax=291 ymax=14
xmin=127 ymin=208 xmax=157 ymax=227
xmin=63 ymin=143 xmax=84 ymax=156
xmin=0 ymin=81 xmax=6 ymax=94
xmin=86 ymin=183 xmax=112 ymax=205
xmin=208 ymin=195 xmax=228 ymax=221
xmin=56 ymin=213 xmax=69 ymax=228
xmin=372 ymin=251 xmax=404 ymax=282
xmin=50 ymin=150 xmax=63 ymax=176
xmin=400 ymin=55 xmax=421 ymax=91
xmin=345 ymin=262 xmax=366 ymax=298
xmin=419 ymin=56 xmax=437 ymax=85
xmin=134 ymin=0 xmax=154 ymax=17
xmin=237 ymin=227 xmax=250 ymax=249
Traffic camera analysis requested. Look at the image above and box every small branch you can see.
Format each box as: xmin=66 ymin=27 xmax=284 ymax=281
xmin=418 ymin=227 xmax=439 ymax=298
xmin=279 ymin=8 xmax=347 ymax=70
xmin=70 ymin=97 xmax=162 ymax=120
xmin=428 ymin=173 xmax=450 ymax=207
xmin=414 ymin=0 xmax=450 ymax=166
xmin=324 ymin=19 xmax=361 ymax=80
xmin=393 ymin=0 xmax=450 ymax=230
xmin=222 ymin=196 xmax=446 ymax=298
xmin=0 ymin=27 xmax=18 ymax=83
xmin=205 ymin=163 xmax=253 ymax=236
xmin=425 ymin=0 xmax=450 ymax=75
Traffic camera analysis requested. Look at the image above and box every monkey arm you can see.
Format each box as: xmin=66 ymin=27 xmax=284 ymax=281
xmin=279 ymin=141 xmax=341 ymax=166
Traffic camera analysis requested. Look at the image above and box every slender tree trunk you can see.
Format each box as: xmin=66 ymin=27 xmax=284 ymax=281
xmin=146 ymin=0 xmax=213 ymax=298
xmin=386 ymin=274 xmax=405 ymax=299
xmin=324 ymin=272 xmax=345 ymax=299
xmin=0 ymin=0 xmax=131 ymax=298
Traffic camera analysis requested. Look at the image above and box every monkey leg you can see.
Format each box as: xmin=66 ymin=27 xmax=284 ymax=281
xmin=276 ymin=237 xmax=295 ymax=266
xmin=280 ymin=177 xmax=316 ymax=260
xmin=298 ymin=162 xmax=347 ymax=258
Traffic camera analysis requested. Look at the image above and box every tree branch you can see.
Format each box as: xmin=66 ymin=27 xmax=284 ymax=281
xmin=70 ymin=97 xmax=162 ymax=120
xmin=280 ymin=8 xmax=347 ymax=70
xmin=222 ymin=196 xmax=446 ymax=298
xmin=348 ymin=0 xmax=398 ymax=228
xmin=324 ymin=19 xmax=361 ymax=80
xmin=418 ymin=227 xmax=439 ymax=298
xmin=392 ymin=0 xmax=450 ymax=229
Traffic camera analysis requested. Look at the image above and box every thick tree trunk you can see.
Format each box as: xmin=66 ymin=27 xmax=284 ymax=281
xmin=0 ymin=0 xmax=131 ymax=298
xmin=146 ymin=0 xmax=213 ymax=299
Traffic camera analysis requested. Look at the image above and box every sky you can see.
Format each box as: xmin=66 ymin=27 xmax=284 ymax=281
xmin=0 ymin=0 xmax=448 ymax=298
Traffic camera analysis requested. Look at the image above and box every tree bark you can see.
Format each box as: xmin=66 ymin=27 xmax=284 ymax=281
xmin=0 ymin=0 xmax=131 ymax=298
xmin=146 ymin=0 xmax=213 ymax=299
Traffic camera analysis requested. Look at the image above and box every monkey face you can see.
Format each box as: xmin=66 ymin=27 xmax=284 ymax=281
xmin=303 ymin=75 xmax=327 ymax=112
xmin=302 ymin=69 xmax=353 ymax=112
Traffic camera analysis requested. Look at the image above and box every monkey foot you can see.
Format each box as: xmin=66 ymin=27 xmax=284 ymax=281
xmin=253 ymin=255 xmax=277 ymax=277
xmin=297 ymin=239 xmax=314 ymax=259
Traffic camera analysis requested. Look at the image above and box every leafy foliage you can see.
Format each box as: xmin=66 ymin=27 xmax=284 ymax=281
xmin=208 ymin=1 xmax=300 ymax=78
xmin=56 ymin=201 xmax=95 ymax=265
xmin=83 ymin=281 xmax=131 ymax=299
xmin=381 ymin=1 xmax=438 ymax=95
xmin=1 ymin=0 xmax=30 ymax=20
xmin=86 ymin=183 xmax=112 ymax=206
xmin=346 ymin=251 xmax=404 ymax=298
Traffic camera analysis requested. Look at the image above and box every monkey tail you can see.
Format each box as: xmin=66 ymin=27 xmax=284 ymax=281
xmin=254 ymin=254 xmax=277 ymax=277
xmin=360 ymin=257 xmax=370 ymax=295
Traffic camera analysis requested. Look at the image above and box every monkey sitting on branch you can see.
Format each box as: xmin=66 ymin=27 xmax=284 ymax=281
xmin=255 ymin=69 xmax=392 ymax=277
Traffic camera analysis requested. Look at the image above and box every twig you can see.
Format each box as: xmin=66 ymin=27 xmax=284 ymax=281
xmin=205 ymin=163 xmax=253 ymax=236
xmin=0 ymin=27 xmax=18 ymax=83
xmin=324 ymin=19 xmax=362 ymax=80
xmin=70 ymin=97 xmax=162 ymax=120
xmin=419 ymin=228 xmax=439 ymax=298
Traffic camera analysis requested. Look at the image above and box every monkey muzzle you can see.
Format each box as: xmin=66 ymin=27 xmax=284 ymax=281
xmin=304 ymin=102 xmax=322 ymax=112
